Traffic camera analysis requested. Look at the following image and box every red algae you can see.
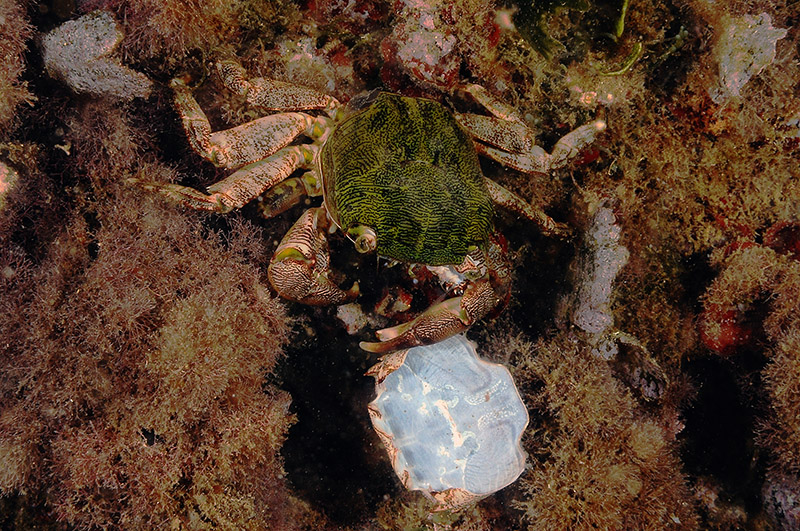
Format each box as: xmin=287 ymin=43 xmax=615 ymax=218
xmin=1 ymin=86 xmax=323 ymax=528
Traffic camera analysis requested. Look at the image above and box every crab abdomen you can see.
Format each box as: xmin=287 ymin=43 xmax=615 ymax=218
xmin=320 ymin=92 xmax=494 ymax=266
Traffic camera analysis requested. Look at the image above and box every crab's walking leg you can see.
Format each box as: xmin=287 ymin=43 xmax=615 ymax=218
xmin=172 ymin=78 xmax=331 ymax=169
xmin=458 ymin=113 xmax=606 ymax=174
xmin=257 ymin=171 xmax=322 ymax=219
xmin=456 ymin=86 xmax=603 ymax=238
xmin=216 ymin=61 xmax=340 ymax=114
xmin=477 ymin=121 xmax=606 ymax=174
xmin=458 ymin=83 xmax=605 ymax=173
xmin=485 ymin=178 xmax=571 ymax=238
xmin=206 ymin=146 xmax=317 ymax=210
xmin=463 ymin=84 xmax=526 ymax=123
xmin=268 ymin=207 xmax=359 ymax=305
xmin=137 ymin=77 xmax=333 ymax=212
xmin=136 ymin=144 xmax=316 ymax=212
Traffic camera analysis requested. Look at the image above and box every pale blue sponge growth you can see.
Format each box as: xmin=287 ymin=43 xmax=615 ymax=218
xmin=369 ymin=335 xmax=528 ymax=499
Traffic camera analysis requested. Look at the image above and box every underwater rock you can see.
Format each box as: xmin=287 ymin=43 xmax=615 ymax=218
xmin=708 ymin=13 xmax=787 ymax=104
xmin=380 ymin=0 xmax=460 ymax=90
xmin=764 ymin=220 xmax=800 ymax=261
xmin=367 ymin=334 xmax=528 ymax=510
xmin=41 ymin=11 xmax=152 ymax=100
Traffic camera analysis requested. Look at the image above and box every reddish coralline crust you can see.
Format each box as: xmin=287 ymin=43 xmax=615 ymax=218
xmin=307 ymin=0 xmax=390 ymax=33
xmin=698 ymin=304 xmax=753 ymax=356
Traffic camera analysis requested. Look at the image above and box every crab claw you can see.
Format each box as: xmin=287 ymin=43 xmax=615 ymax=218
xmin=268 ymin=207 xmax=359 ymax=305
xmin=360 ymin=281 xmax=498 ymax=354
xmin=360 ymin=298 xmax=469 ymax=354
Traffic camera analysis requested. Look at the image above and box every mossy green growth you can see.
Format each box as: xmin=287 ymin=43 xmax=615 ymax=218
xmin=502 ymin=333 xmax=698 ymax=529
xmin=320 ymin=92 xmax=494 ymax=266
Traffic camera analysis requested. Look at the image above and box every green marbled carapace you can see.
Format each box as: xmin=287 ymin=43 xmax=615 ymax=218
xmin=320 ymin=92 xmax=494 ymax=266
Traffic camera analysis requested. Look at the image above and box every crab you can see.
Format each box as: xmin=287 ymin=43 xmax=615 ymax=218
xmin=142 ymin=61 xmax=605 ymax=353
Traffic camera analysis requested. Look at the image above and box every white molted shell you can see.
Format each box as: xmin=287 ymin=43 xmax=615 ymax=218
xmin=368 ymin=335 xmax=529 ymax=509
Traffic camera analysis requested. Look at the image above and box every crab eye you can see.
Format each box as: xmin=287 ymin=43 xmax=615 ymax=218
xmin=355 ymin=232 xmax=377 ymax=253
xmin=350 ymin=225 xmax=377 ymax=253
